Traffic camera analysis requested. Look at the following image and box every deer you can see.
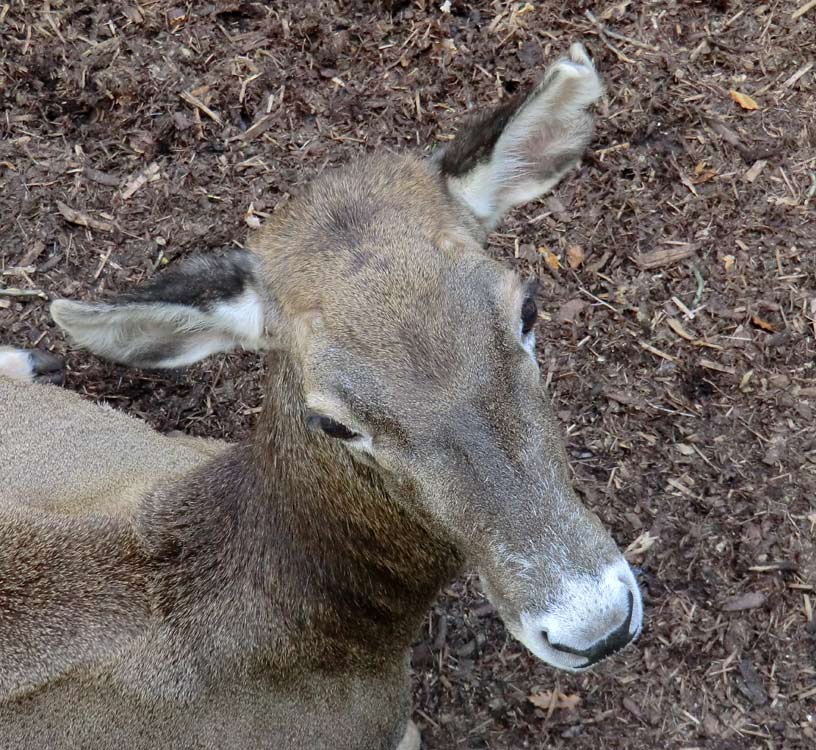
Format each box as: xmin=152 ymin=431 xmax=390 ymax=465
xmin=0 ymin=44 xmax=642 ymax=749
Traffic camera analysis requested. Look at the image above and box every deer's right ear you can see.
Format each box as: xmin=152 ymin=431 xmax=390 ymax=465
xmin=436 ymin=43 xmax=602 ymax=230
xmin=51 ymin=251 xmax=274 ymax=369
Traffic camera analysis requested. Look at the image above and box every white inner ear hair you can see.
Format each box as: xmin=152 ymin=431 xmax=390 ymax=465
xmin=143 ymin=288 xmax=268 ymax=368
xmin=51 ymin=287 xmax=267 ymax=369
xmin=448 ymin=51 xmax=603 ymax=230
xmin=209 ymin=288 xmax=266 ymax=349
xmin=0 ymin=348 xmax=34 ymax=382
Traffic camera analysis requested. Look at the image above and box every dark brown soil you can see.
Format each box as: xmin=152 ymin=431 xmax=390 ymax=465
xmin=2 ymin=2 xmax=815 ymax=748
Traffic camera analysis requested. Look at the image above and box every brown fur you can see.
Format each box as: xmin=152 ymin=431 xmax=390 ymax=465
xmin=0 ymin=355 xmax=453 ymax=748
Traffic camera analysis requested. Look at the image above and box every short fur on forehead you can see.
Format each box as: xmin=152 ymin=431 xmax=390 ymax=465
xmin=249 ymin=153 xmax=484 ymax=319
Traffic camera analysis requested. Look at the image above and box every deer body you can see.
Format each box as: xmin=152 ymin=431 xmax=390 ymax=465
xmin=0 ymin=356 xmax=445 ymax=749
xmin=0 ymin=376 xmax=221 ymax=518
xmin=0 ymin=46 xmax=642 ymax=748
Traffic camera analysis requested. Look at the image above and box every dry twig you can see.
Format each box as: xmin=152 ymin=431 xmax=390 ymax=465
xmin=792 ymin=0 xmax=816 ymax=20
xmin=0 ymin=287 xmax=48 ymax=300
xmin=180 ymin=91 xmax=223 ymax=125
xmin=584 ymin=10 xmax=659 ymax=52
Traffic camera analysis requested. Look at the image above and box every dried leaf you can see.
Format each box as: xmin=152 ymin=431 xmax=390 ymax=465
xmin=168 ymin=8 xmax=188 ymax=29
xmin=691 ymin=168 xmax=717 ymax=185
xmin=538 ymin=247 xmax=560 ymax=271
xmin=721 ymin=591 xmax=766 ymax=612
xmin=679 ymin=172 xmax=698 ymax=196
xmin=723 ymin=255 xmax=736 ymax=271
xmin=566 ymin=244 xmax=585 ymax=269
xmin=729 ymin=90 xmax=759 ymax=111
xmin=440 ymin=38 xmax=457 ymax=54
xmin=556 ymin=298 xmax=589 ymax=324
xmin=675 ymin=443 xmax=695 ymax=456
xmin=625 ymin=530 xmax=658 ymax=560
xmin=751 ymin=315 xmax=777 ymax=333
xmin=529 ymin=690 xmax=581 ymax=711
xmin=622 ymin=696 xmax=644 ymax=721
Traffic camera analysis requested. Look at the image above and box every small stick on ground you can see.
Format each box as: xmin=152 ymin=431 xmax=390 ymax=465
xmin=792 ymin=0 xmax=816 ymax=20
xmin=640 ymin=341 xmax=680 ymax=364
xmin=2 ymin=266 xmax=37 ymax=277
xmin=702 ymin=116 xmax=757 ymax=163
xmin=579 ymin=287 xmax=624 ymax=318
xmin=691 ymin=266 xmax=706 ymax=308
xmin=584 ymin=10 xmax=659 ymax=52
xmin=93 ymin=247 xmax=113 ymax=281
xmin=0 ymin=287 xmax=48 ymax=300
xmin=180 ymin=91 xmax=223 ymax=126
xmin=781 ymin=61 xmax=814 ymax=89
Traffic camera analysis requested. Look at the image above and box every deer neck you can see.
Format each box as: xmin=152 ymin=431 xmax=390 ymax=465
xmin=250 ymin=351 xmax=462 ymax=656
xmin=141 ymin=351 xmax=461 ymax=674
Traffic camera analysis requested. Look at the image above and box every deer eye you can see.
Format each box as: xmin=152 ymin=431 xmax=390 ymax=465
xmin=521 ymin=295 xmax=538 ymax=335
xmin=308 ymin=414 xmax=360 ymax=441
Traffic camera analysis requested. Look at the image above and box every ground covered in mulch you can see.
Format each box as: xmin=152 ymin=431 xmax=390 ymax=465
xmin=2 ymin=1 xmax=815 ymax=747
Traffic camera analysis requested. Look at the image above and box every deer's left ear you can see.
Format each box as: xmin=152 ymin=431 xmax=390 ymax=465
xmin=437 ymin=43 xmax=603 ymax=230
xmin=51 ymin=251 xmax=272 ymax=369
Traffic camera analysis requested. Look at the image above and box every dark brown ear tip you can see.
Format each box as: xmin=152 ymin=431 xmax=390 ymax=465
xmin=29 ymin=350 xmax=65 ymax=385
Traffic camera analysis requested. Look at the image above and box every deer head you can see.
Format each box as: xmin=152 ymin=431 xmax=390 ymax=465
xmin=52 ymin=45 xmax=642 ymax=671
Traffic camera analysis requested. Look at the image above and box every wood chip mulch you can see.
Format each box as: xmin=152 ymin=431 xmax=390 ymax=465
xmin=1 ymin=2 xmax=814 ymax=748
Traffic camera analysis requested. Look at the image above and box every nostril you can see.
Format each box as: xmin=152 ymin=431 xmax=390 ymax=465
xmin=543 ymin=591 xmax=635 ymax=666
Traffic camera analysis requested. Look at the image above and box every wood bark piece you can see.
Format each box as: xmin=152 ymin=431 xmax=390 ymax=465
xmin=636 ymin=244 xmax=696 ymax=269
xmin=56 ymin=201 xmax=113 ymax=232
xmin=121 ymin=162 xmax=160 ymax=200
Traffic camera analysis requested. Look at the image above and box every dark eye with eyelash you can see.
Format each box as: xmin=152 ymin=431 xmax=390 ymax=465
xmin=521 ymin=295 xmax=538 ymax=335
xmin=308 ymin=414 xmax=360 ymax=440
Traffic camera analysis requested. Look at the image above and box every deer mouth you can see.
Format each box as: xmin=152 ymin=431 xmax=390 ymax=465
xmin=486 ymin=557 xmax=643 ymax=672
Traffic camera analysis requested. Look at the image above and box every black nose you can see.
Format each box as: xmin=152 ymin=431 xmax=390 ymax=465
xmin=544 ymin=592 xmax=635 ymax=667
